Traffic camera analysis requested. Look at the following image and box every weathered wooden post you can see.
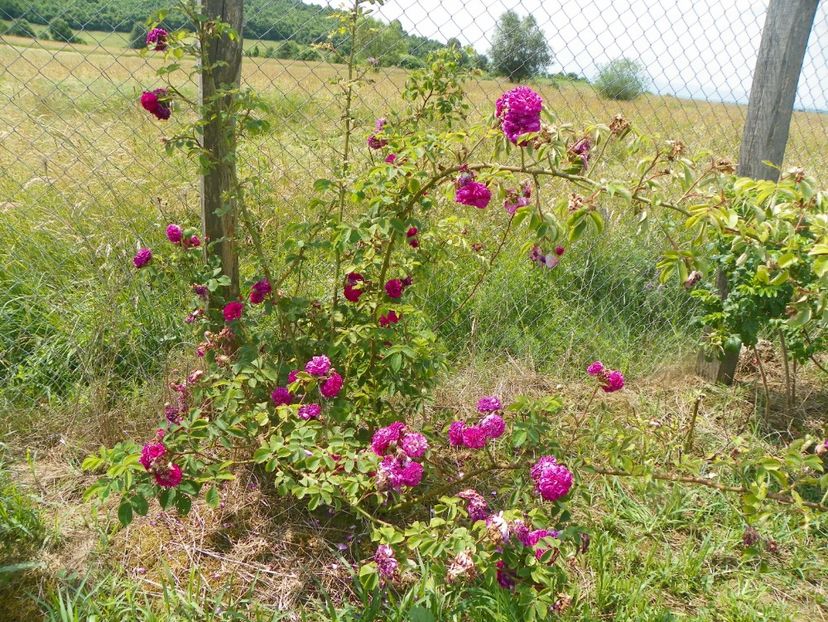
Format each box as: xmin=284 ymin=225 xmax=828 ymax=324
xmin=201 ymin=0 xmax=244 ymax=309
xmin=697 ymin=0 xmax=819 ymax=384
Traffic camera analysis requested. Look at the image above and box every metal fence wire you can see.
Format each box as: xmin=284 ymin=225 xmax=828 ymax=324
xmin=1 ymin=1 xmax=827 ymax=416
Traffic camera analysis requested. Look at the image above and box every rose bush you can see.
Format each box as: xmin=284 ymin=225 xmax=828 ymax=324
xmin=82 ymin=1 xmax=828 ymax=618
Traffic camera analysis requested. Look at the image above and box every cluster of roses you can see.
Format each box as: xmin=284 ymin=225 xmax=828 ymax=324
xmin=495 ymin=86 xmax=543 ymax=145
xmin=586 ymin=360 xmax=625 ymax=393
xmin=342 ymin=272 xmax=406 ymax=327
xmin=448 ymin=396 xmax=507 ymax=449
xmin=454 ymin=169 xmax=491 ymax=210
xmin=131 ymin=223 xmax=201 ymax=270
xmin=271 ymin=355 xmax=344 ymax=420
xmin=370 ymin=421 xmax=428 ymax=491
xmin=139 ymin=431 xmax=183 ymax=488
xmin=165 ymin=224 xmax=201 ymax=249
xmin=529 ymin=244 xmax=565 ymax=270
xmin=530 ymin=455 xmax=574 ymax=502
xmin=139 ymin=28 xmax=173 ymax=121
xmin=220 ymin=278 xmax=272 ymax=323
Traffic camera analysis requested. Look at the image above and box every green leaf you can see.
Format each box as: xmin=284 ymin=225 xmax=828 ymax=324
xmin=408 ymin=606 xmax=436 ymax=622
xmin=118 ymin=500 xmax=133 ymax=526
xmin=131 ymin=493 xmax=149 ymax=516
xmin=205 ymin=486 xmax=220 ymax=509
xmin=175 ymin=494 xmax=192 ymax=515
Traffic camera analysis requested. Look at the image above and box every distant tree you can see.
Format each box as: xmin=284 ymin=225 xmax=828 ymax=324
xmin=246 ymin=44 xmax=261 ymax=58
xmin=274 ymin=40 xmax=299 ymax=60
xmin=295 ymin=46 xmax=321 ymax=62
xmin=5 ymin=18 xmax=36 ymax=39
xmin=474 ymin=53 xmax=489 ymax=72
xmin=358 ymin=19 xmax=407 ymax=66
xmin=47 ymin=17 xmax=81 ymax=43
xmin=490 ymin=11 xmax=551 ymax=81
xmin=127 ymin=22 xmax=147 ymax=49
xmin=594 ymin=58 xmax=648 ymax=100
xmin=397 ymin=54 xmax=425 ymax=70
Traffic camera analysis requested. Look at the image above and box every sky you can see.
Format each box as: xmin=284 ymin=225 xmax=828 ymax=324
xmin=309 ymin=0 xmax=828 ymax=111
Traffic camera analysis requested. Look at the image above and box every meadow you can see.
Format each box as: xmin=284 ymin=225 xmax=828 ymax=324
xmin=1 ymin=29 xmax=828 ymax=621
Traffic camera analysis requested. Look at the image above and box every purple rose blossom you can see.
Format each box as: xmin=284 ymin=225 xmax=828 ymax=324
xmin=298 ymin=403 xmax=322 ymax=420
xmin=154 ymin=463 xmax=182 ymax=488
xmin=133 ymin=247 xmax=152 ymax=268
xmin=320 ymin=372 xmax=344 ymax=398
xmin=305 ymin=355 xmax=332 ymax=376
xmin=374 ymin=544 xmax=398 ymax=581
xmin=249 ymin=278 xmax=272 ymax=305
xmin=461 ymin=425 xmax=487 ymax=449
xmin=367 ymin=118 xmax=388 ymax=149
xmin=271 ymin=386 xmax=292 ymax=406
xmin=480 ymin=413 xmax=505 ymax=439
xmin=477 ymin=396 xmax=502 ymax=413
xmin=343 ymin=272 xmax=365 ymax=303
xmin=140 ymin=442 xmax=166 ymax=470
xmin=385 ymin=279 xmax=404 ymax=299
xmin=602 ymin=370 xmax=625 ymax=393
xmin=385 ymin=153 xmax=397 ymax=164
xmin=587 ymin=361 xmax=605 ymax=376
xmin=164 ymin=403 xmax=181 ymax=425
xmin=223 ymin=300 xmax=243 ymax=322
xmin=530 ymin=455 xmax=574 ymax=502
xmin=455 ymin=180 xmax=492 ymax=209
xmin=377 ymin=455 xmax=423 ymax=490
xmin=495 ymin=86 xmax=543 ymax=144
xmin=288 ymin=369 xmax=300 ymax=384
xmin=185 ymin=235 xmax=201 ymax=248
xmin=371 ymin=421 xmax=406 ymax=456
xmin=379 ymin=310 xmax=400 ymax=327
xmin=495 ymin=560 xmax=516 ymax=589
xmin=398 ymin=459 xmax=424 ymax=487
xmin=145 ymin=27 xmax=169 ymax=51
xmin=570 ymin=137 xmax=592 ymax=169
xmin=140 ymin=89 xmax=171 ymax=120
xmin=193 ymin=284 xmax=208 ymax=298
xmin=448 ymin=421 xmax=466 ymax=447
xmin=458 ymin=489 xmax=490 ymax=522
xmin=166 ymin=224 xmax=183 ymax=244
xmin=399 ymin=432 xmax=429 ymax=459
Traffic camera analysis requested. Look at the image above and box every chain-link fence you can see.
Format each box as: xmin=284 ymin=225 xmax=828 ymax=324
xmin=1 ymin=1 xmax=826 ymax=422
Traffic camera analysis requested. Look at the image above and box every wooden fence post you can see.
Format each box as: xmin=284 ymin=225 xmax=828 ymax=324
xmin=201 ymin=0 xmax=244 ymax=310
xmin=697 ymin=0 xmax=819 ymax=384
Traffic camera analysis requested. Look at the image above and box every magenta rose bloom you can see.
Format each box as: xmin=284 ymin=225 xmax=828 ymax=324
xmin=367 ymin=117 xmax=388 ymax=149
xmin=154 ymin=463 xmax=182 ymax=488
xmin=145 ymin=27 xmax=169 ymax=51
xmin=271 ymin=386 xmax=292 ymax=406
xmin=133 ymin=247 xmax=152 ymax=268
xmin=166 ymin=224 xmax=183 ymax=244
xmin=530 ymin=455 xmax=573 ymax=502
xmin=458 ymin=489 xmax=490 ymax=521
xmin=385 ymin=153 xmax=397 ymax=164
xmin=223 ymin=300 xmax=243 ymax=322
xmin=602 ymin=370 xmax=625 ymax=393
xmin=586 ymin=361 xmax=605 ymax=376
xmin=343 ymin=272 xmax=365 ymax=303
xmin=480 ymin=413 xmax=505 ymax=439
xmin=399 ymin=432 xmax=428 ymax=459
xmin=455 ymin=180 xmax=491 ymax=209
xmin=477 ymin=396 xmax=502 ymax=413
xmin=496 ymin=560 xmax=516 ymax=589
xmin=398 ymin=459 xmax=423 ymax=487
xmin=298 ymin=403 xmax=322 ymax=420
xmin=249 ymin=278 xmax=272 ymax=304
xmin=385 ymin=279 xmax=404 ymax=299
xmin=371 ymin=421 xmax=406 ymax=456
xmin=374 ymin=544 xmax=398 ymax=580
xmin=461 ymin=425 xmax=487 ymax=449
xmin=140 ymin=88 xmax=171 ymax=120
xmin=320 ymin=371 xmax=344 ymax=398
xmin=496 ymin=86 xmax=543 ymax=144
xmin=379 ymin=310 xmax=400 ymax=327
xmin=448 ymin=421 xmax=466 ymax=447
xmin=305 ymin=355 xmax=332 ymax=376
xmin=185 ymin=235 xmax=201 ymax=248
xmin=193 ymin=284 xmax=208 ymax=298
xmin=140 ymin=441 xmax=166 ymax=470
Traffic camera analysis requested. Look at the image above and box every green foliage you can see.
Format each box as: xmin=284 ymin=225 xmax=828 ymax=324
xmin=46 ymin=17 xmax=82 ymax=43
xmin=4 ymin=17 xmax=36 ymax=38
xmin=594 ymin=58 xmax=648 ymax=101
xmin=490 ymin=11 xmax=552 ymax=82
xmin=127 ymin=21 xmax=147 ymax=49
xmin=0 ymin=448 xmax=45 ymax=567
xmin=397 ymin=54 xmax=425 ymax=70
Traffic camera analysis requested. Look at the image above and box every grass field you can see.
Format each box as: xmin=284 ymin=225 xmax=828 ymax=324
xmin=1 ymin=29 xmax=828 ymax=621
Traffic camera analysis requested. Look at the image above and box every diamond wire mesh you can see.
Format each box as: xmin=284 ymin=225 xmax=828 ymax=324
xmin=0 ymin=1 xmax=826 ymax=418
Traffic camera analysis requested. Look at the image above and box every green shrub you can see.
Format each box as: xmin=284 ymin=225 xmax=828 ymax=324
xmin=5 ymin=18 xmax=36 ymax=39
xmin=127 ymin=22 xmax=147 ymax=49
xmin=594 ymin=58 xmax=648 ymax=101
xmin=273 ymin=40 xmax=299 ymax=59
xmin=47 ymin=17 xmax=82 ymax=44
xmin=295 ymin=46 xmax=321 ymax=62
xmin=397 ymin=54 xmax=425 ymax=70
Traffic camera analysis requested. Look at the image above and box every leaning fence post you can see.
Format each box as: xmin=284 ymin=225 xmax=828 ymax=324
xmin=696 ymin=0 xmax=819 ymax=384
xmin=200 ymin=0 xmax=244 ymax=312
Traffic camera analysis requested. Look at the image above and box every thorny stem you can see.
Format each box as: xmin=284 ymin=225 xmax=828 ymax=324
xmin=590 ymin=467 xmax=828 ymax=512
xmin=779 ymin=330 xmax=793 ymax=412
xmin=683 ymin=394 xmax=704 ymax=454
xmin=330 ymin=0 xmax=362 ymax=336
xmin=754 ymin=345 xmax=771 ymax=422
